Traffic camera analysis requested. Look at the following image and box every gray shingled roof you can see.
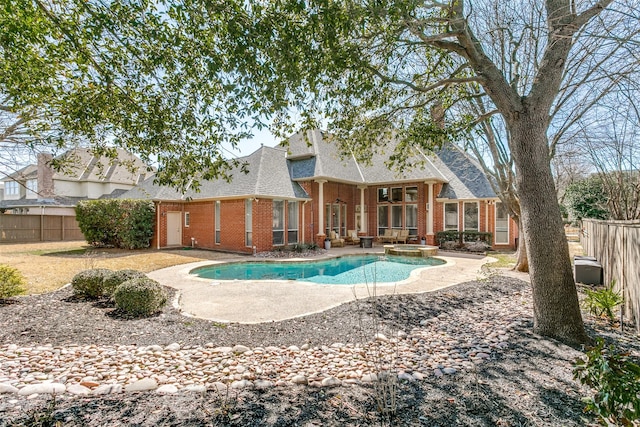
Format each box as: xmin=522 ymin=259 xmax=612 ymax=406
xmin=283 ymin=130 xmax=494 ymax=200
xmin=433 ymin=144 xmax=496 ymax=200
xmin=53 ymin=148 xmax=149 ymax=185
xmin=122 ymin=146 xmax=311 ymax=201
xmin=122 ymin=131 xmax=496 ymax=202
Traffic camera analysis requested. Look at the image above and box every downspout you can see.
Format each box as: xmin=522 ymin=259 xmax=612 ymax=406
xmin=156 ymin=201 xmax=161 ymax=250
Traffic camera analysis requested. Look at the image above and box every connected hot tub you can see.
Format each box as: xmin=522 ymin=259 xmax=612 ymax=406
xmin=384 ymin=244 xmax=439 ymax=257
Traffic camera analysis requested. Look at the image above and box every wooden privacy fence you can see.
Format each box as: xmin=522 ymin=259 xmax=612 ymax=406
xmin=581 ymin=219 xmax=640 ymax=332
xmin=0 ymin=214 xmax=84 ymax=243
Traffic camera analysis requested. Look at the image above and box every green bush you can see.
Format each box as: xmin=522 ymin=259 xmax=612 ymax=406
xmin=574 ymin=338 xmax=640 ymax=425
xmin=71 ymin=268 xmax=112 ymax=298
xmin=75 ymin=199 xmax=155 ymax=249
xmin=583 ymin=281 xmax=623 ymax=321
xmin=0 ymin=265 xmax=26 ymax=300
xmin=103 ymin=269 xmax=148 ymax=297
xmin=113 ymin=277 xmax=167 ymax=317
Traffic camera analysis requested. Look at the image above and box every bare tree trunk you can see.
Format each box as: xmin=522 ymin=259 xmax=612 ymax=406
xmin=511 ymin=115 xmax=588 ymax=346
xmin=513 ymin=219 xmax=529 ymax=272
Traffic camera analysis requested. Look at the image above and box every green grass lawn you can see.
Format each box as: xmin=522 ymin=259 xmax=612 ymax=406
xmin=486 ymin=251 xmax=516 ymax=268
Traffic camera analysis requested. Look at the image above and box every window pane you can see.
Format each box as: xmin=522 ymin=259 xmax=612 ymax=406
xmin=288 ymin=201 xmax=298 ymax=244
xmin=332 ymin=204 xmax=340 ymax=232
xmin=405 ymin=187 xmax=418 ymax=202
xmin=325 ymin=204 xmax=331 ymax=235
xmin=405 ymin=204 xmax=418 ymax=235
xmin=245 ymin=199 xmax=252 ymax=247
xmin=464 ymin=202 xmax=478 ymax=231
xmin=377 ymin=188 xmax=389 ymax=202
xmin=377 ymin=205 xmax=389 ymax=236
xmin=391 ymin=205 xmax=403 ymax=228
xmin=273 ymin=200 xmax=285 ymax=245
xmin=444 ymin=203 xmax=458 ymax=230
xmin=495 ymin=202 xmax=509 ymax=244
xmin=391 ymin=187 xmax=403 ymax=202
xmin=215 ymin=201 xmax=221 ymax=244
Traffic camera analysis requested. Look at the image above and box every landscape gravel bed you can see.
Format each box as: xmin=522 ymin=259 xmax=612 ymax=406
xmin=0 ymin=275 xmax=637 ymax=426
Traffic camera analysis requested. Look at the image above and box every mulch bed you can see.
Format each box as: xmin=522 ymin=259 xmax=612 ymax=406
xmin=1 ymin=275 xmax=637 ymax=426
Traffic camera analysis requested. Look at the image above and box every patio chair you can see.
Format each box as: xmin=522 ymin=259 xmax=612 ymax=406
xmin=397 ymin=229 xmax=409 ymax=244
xmin=329 ymin=230 xmax=345 ymax=247
xmin=345 ymin=230 xmax=360 ymax=245
xmin=378 ymin=229 xmax=398 ymax=244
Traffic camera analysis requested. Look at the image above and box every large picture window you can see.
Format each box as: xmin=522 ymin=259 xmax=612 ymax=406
xmin=287 ymin=201 xmax=299 ymax=244
xmin=463 ymin=202 xmax=479 ymax=231
xmin=405 ymin=204 xmax=418 ymax=236
xmin=245 ymin=199 xmax=252 ymax=247
xmin=444 ymin=203 xmax=458 ymax=231
xmin=391 ymin=205 xmax=403 ymax=229
xmin=215 ymin=201 xmax=221 ymax=244
xmin=5 ymin=181 xmax=18 ymax=196
xmin=495 ymin=202 xmax=510 ymax=244
xmin=273 ymin=200 xmax=285 ymax=245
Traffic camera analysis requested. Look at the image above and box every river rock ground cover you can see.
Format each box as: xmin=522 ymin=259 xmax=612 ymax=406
xmin=0 ymin=275 xmax=637 ymax=426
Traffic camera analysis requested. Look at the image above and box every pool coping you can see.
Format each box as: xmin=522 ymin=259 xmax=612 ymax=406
xmin=147 ymin=249 xmax=495 ymax=324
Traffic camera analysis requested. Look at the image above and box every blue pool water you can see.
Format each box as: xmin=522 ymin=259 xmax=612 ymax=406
xmin=191 ymin=255 xmax=445 ymax=285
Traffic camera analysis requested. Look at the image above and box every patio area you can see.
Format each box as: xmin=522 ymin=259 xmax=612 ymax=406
xmin=148 ymin=246 xmax=493 ymax=323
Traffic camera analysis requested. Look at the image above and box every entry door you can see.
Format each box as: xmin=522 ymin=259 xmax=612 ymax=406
xmin=166 ymin=212 xmax=182 ymax=246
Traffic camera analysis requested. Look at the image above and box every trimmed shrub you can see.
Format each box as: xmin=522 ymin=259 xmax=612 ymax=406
xmin=71 ymin=268 xmax=112 ymax=299
xmin=113 ymin=278 xmax=167 ymax=317
xmin=103 ymin=270 xmax=148 ymax=297
xmin=76 ymin=199 xmax=155 ymax=249
xmin=0 ymin=265 xmax=26 ymax=300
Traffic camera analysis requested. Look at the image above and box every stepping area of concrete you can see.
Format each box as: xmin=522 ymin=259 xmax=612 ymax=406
xmin=148 ymin=246 xmax=493 ymax=323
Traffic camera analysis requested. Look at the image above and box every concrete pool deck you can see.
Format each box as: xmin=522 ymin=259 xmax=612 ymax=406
xmin=147 ymin=246 xmax=495 ymax=324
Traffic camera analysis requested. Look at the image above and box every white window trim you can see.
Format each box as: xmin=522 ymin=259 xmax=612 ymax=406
xmin=463 ymin=201 xmax=480 ymax=232
xmin=495 ymin=202 xmax=510 ymax=244
xmin=5 ymin=181 xmax=19 ymax=197
xmin=184 ymin=212 xmax=190 ymax=227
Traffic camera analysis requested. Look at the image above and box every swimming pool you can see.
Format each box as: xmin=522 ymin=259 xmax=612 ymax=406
xmin=191 ymin=255 xmax=446 ymax=285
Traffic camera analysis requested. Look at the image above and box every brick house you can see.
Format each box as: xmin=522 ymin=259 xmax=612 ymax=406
xmin=123 ymin=130 xmax=518 ymax=252
xmin=0 ymin=148 xmax=149 ymax=215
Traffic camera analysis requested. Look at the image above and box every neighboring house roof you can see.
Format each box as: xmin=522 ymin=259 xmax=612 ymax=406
xmin=52 ymin=148 xmax=150 ymax=184
xmin=1 ymin=165 xmax=37 ymax=182
xmin=122 ymin=130 xmax=496 ymax=202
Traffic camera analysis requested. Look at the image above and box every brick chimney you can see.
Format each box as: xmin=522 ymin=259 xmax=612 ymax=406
xmin=37 ymin=153 xmax=54 ymax=199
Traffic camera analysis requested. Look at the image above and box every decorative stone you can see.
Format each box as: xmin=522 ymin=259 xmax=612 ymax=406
xmin=374 ymin=333 xmax=388 ymax=342
xmin=67 ymin=384 xmax=91 ymax=396
xmin=0 ymin=383 xmax=19 ymax=394
xmin=125 ymin=378 xmax=158 ymax=392
xmin=442 ymin=368 xmax=457 ymax=375
xmin=157 ymin=384 xmax=178 ymax=394
xmin=184 ymin=385 xmax=207 ymax=393
xmin=18 ymin=383 xmax=65 ymax=396
xmin=80 ymin=381 xmax=100 ymax=389
xmin=92 ymin=384 xmax=123 ymax=395
xmin=321 ymin=377 xmax=341 ymax=388
xmin=291 ymin=375 xmax=308 ymax=385
xmin=165 ymin=343 xmax=181 ymax=351
xmin=232 ymin=345 xmax=250 ymax=354
xmin=361 ymin=373 xmax=377 ymax=382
